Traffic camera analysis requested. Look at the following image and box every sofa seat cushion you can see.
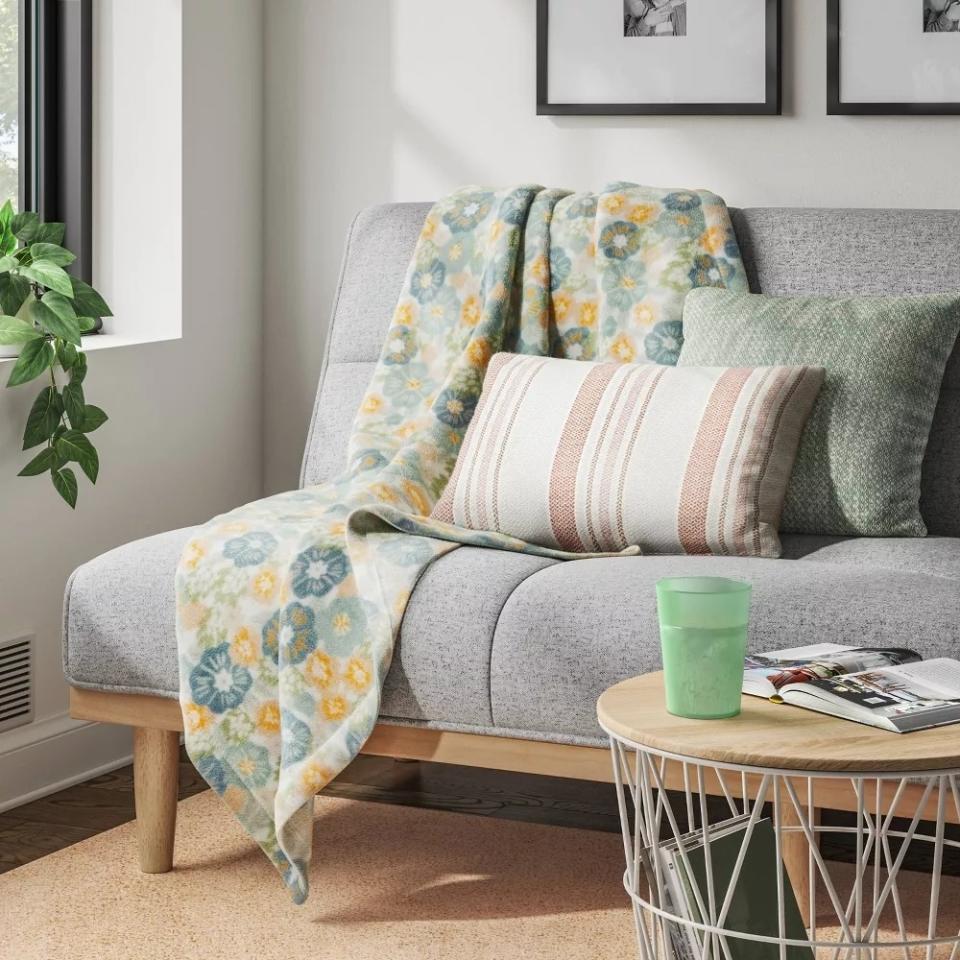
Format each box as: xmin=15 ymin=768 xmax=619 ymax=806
xmin=63 ymin=527 xmax=194 ymax=698
xmin=62 ymin=533 xmax=556 ymax=729
xmin=64 ymin=532 xmax=960 ymax=744
xmin=489 ymin=555 xmax=960 ymax=741
xmin=781 ymin=534 xmax=960 ymax=581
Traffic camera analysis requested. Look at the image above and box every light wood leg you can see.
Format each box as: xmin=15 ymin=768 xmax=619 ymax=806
xmin=133 ymin=727 xmax=179 ymax=873
xmin=780 ymin=792 xmax=820 ymax=923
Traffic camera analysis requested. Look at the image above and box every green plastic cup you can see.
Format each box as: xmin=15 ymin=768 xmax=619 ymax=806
xmin=656 ymin=577 xmax=752 ymax=720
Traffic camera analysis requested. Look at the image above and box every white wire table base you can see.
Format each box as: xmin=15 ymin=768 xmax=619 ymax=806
xmin=606 ymin=732 xmax=960 ymax=960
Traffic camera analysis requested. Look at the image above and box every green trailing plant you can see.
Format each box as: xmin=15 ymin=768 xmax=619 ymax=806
xmin=0 ymin=201 xmax=112 ymax=508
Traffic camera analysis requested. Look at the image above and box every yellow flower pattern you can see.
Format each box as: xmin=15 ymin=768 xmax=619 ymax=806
xmin=256 ymin=701 xmax=281 ymax=734
xmin=230 ymin=627 xmax=258 ymax=666
xmin=185 ymin=702 xmax=213 ymax=734
xmin=251 ymin=569 xmax=278 ymax=603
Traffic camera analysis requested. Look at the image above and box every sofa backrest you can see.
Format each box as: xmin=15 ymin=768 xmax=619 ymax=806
xmin=302 ymin=203 xmax=960 ymax=537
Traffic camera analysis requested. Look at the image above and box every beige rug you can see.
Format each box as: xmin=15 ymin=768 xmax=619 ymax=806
xmin=0 ymin=792 xmax=635 ymax=960
xmin=2 ymin=791 xmax=958 ymax=960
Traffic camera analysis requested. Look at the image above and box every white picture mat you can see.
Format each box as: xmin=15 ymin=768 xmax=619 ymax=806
xmin=547 ymin=0 xmax=768 ymax=105
xmin=841 ymin=0 xmax=960 ymax=103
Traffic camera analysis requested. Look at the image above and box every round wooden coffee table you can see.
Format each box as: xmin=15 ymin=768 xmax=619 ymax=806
xmin=597 ymin=672 xmax=960 ymax=960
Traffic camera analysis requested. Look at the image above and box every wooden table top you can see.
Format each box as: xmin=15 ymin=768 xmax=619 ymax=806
xmin=596 ymin=672 xmax=960 ymax=774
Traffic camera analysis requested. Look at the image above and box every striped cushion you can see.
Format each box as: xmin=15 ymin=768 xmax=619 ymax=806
xmin=432 ymin=354 xmax=824 ymax=558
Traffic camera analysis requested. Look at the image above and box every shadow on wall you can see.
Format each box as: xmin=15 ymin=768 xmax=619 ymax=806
xmin=264 ymin=1 xmax=394 ymax=495
xmin=263 ymin=1 xmax=497 ymax=496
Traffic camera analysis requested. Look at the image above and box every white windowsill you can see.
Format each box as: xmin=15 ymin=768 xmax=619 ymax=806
xmin=0 ymin=331 xmax=180 ymax=365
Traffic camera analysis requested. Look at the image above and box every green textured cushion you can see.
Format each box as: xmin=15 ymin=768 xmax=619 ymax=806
xmin=679 ymin=289 xmax=960 ymax=537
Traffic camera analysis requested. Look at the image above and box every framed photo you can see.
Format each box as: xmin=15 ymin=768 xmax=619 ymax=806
xmin=828 ymin=0 xmax=960 ymax=115
xmin=536 ymin=0 xmax=781 ymax=116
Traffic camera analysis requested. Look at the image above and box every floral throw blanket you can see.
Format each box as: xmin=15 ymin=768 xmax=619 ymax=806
xmin=176 ymin=183 xmax=748 ymax=902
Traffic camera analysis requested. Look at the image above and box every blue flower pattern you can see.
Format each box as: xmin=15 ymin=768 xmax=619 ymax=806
xmin=189 ymin=643 xmax=253 ymax=714
xmin=290 ymin=546 xmax=349 ymax=599
xmin=644 ymin=320 xmax=685 ymax=365
xmin=433 ymin=387 xmax=476 ymax=428
xmin=223 ymin=532 xmax=278 ymax=567
xmin=280 ymin=710 xmax=312 ymax=767
xmin=689 ymin=254 xmax=738 ymax=289
xmin=280 ymin=602 xmax=318 ymax=664
xmin=410 ymin=260 xmax=446 ymax=303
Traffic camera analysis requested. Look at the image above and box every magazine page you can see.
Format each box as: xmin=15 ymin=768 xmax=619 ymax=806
xmin=881 ymin=658 xmax=960 ymax=700
xmin=742 ymin=644 xmax=920 ymax=699
xmin=787 ymin=658 xmax=960 ymax=733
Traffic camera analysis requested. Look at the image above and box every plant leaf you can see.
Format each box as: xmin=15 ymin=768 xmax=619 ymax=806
xmin=29 ymin=243 xmax=75 ymax=267
xmin=62 ymin=382 xmax=85 ymax=427
xmin=0 ymin=254 xmax=16 ymax=273
xmin=23 ymin=386 xmax=62 ymax=450
xmin=0 ymin=315 xmax=40 ymax=345
xmin=21 ymin=260 xmax=74 ymax=297
xmin=41 ymin=290 xmax=78 ymax=324
xmin=28 ymin=297 xmax=80 ymax=345
xmin=0 ymin=227 xmax=16 ymax=257
xmin=80 ymin=404 xmax=108 ymax=432
xmin=0 ymin=200 xmax=12 ymax=230
xmin=18 ymin=446 xmax=55 ymax=476
xmin=0 ymin=273 xmax=31 ymax=316
xmin=55 ymin=429 xmax=99 ymax=483
xmin=35 ymin=222 xmax=65 ymax=245
xmin=69 ymin=277 xmax=113 ymax=318
xmin=77 ymin=315 xmax=97 ymax=333
xmin=11 ymin=211 xmax=40 ymax=243
xmin=56 ymin=340 xmax=78 ymax=369
xmin=70 ymin=351 xmax=87 ymax=384
xmin=7 ymin=337 xmax=52 ymax=387
xmin=52 ymin=467 xmax=78 ymax=508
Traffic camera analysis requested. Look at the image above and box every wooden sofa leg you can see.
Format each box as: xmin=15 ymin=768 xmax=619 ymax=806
xmin=133 ymin=727 xmax=180 ymax=873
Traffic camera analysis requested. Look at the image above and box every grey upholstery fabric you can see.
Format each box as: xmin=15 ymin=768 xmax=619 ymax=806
xmin=300 ymin=361 xmax=377 ymax=486
xmin=730 ymin=209 xmax=960 ymax=300
xmin=300 ymin=203 xmax=431 ymax=487
xmin=781 ymin=534 xmax=960 ymax=581
xmin=64 ymin=202 xmax=960 ymax=750
xmin=383 ymin=549 xmax=556 ymax=725
xmin=63 ymin=527 xmax=192 ymax=698
xmin=491 ymin=555 xmax=960 ymax=740
xmin=64 ymin=531 xmax=960 ymax=741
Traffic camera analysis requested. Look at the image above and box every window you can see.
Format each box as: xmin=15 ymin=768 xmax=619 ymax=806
xmin=12 ymin=0 xmax=92 ymax=282
xmin=0 ymin=0 xmax=18 ymax=206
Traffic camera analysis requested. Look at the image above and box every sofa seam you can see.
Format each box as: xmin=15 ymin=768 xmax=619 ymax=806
xmin=65 ymin=677 xmax=180 ymax=700
xmin=487 ymin=558 xmax=564 ymax=729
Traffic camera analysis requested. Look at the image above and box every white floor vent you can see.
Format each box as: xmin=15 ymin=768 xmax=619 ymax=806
xmin=0 ymin=635 xmax=33 ymax=733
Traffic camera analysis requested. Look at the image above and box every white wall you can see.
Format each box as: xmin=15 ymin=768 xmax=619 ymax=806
xmin=263 ymin=0 xmax=960 ymax=493
xmin=0 ymin=0 xmax=264 ymax=808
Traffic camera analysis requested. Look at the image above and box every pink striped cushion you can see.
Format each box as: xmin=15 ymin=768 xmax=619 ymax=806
xmin=432 ymin=354 xmax=824 ymax=558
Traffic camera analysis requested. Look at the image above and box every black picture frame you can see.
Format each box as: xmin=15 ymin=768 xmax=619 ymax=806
xmin=827 ymin=0 xmax=960 ymax=116
xmin=536 ymin=0 xmax=781 ymax=116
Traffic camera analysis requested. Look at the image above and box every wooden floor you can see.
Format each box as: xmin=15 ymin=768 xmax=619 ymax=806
xmin=0 ymin=750 xmax=622 ymax=875
xmin=2 ymin=751 xmax=958 ymax=876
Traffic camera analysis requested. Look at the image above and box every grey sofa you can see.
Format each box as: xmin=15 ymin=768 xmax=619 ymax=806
xmin=64 ymin=203 xmax=960 ymax=873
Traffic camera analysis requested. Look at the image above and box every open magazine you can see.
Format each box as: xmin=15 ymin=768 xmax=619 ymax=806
xmin=743 ymin=644 xmax=960 ymax=733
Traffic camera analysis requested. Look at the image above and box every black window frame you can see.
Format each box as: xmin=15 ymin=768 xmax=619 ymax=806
xmin=18 ymin=0 xmax=94 ymax=300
